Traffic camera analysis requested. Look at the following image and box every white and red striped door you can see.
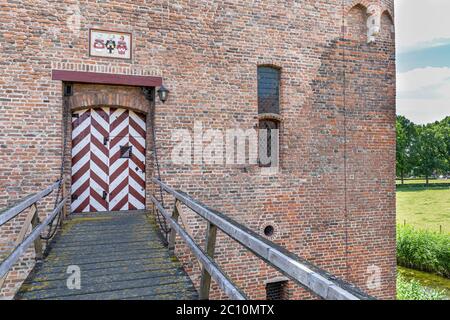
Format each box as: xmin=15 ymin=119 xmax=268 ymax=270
xmin=71 ymin=107 xmax=146 ymax=213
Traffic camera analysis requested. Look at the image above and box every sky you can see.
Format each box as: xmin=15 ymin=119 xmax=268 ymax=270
xmin=395 ymin=0 xmax=450 ymax=124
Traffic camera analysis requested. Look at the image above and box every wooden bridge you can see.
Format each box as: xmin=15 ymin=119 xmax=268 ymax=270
xmin=0 ymin=178 xmax=372 ymax=300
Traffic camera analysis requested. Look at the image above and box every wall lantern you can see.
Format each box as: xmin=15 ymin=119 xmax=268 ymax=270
xmin=157 ymin=85 xmax=169 ymax=103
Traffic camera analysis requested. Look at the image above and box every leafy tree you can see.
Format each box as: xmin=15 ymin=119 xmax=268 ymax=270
xmin=396 ymin=116 xmax=416 ymax=184
xmin=412 ymin=124 xmax=443 ymax=185
xmin=396 ymin=115 xmax=450 ymax=184
xmin=433 ymin=117 xmax=450 ymax=174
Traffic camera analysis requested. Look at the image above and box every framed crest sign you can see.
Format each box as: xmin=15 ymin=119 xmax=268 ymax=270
xmin=89 ymin=29 xmax=132 ymax=60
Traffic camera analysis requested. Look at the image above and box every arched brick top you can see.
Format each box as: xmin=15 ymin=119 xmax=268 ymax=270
xmin=346 ymin=0 xmax=394 ymax=19
xmin=68 ymin=84 xmax=150 ymax=114
xmin=345 ymin=1 xmax=395 ymax=42
xmin=258 ymin=113 xmax=283 ymax=122
xmin=256 ymin=59 xmax=284 ymax=70
xmin=381 ymin=9 xmax=394 ymax=24
xmin=347 ymin=0 xmax=368 ymax=12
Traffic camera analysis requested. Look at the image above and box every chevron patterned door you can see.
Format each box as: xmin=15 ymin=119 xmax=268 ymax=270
xmin=71 ymin=107 xmax=146 ymax=213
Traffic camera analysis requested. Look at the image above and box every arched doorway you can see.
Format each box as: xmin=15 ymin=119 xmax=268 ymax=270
xmin=70 ymin=107 xmax=146 ymax=213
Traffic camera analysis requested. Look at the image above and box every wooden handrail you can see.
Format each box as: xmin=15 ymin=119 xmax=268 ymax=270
xmin=0 ymin=204 xmax=38 ymax=289
xmin=0 ymin=179 xmax=67 ymax=287
xmin=152 ymin=178 xmax=372 ymax=300
xmin=0 ymin=196 xmax=69 ymax=279
xmin=0 ymin=180 xmax=61 ymax=226
xmin=150 ymin=194 xmax=246 ymax=300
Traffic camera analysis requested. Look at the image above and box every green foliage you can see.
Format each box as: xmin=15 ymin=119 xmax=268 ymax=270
xmin=414 ymin=125 xmax=444 ymax=182
xmin=397 ymin=274 xmax=446 ymax=300
xmin=396 ymin=116 xmax=450 ymax=184
xmin=434 ymin=116 xmax=450 ymax=173
xmin=396 ymin=115 xmax=417 ymax=182
xmin=397 ymin=225 xmax=450 ymax=278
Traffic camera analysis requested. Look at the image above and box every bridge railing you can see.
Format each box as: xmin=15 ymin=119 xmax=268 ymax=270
xmin=150 ymin=178 xmax=373 ymax=300
xmin=0 ymin=178 xmax=69 ymax=290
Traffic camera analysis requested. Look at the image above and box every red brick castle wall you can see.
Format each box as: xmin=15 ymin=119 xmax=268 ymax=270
xmin=0 ymin=0 xmax=395 ymax=299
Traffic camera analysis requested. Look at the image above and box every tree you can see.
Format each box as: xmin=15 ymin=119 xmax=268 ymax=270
xmin=412 ymin=124 xmax=443 ymax=185
xmin=396 ymin=115 xmax=450 ymax=184
xmin=396 ymin=116 xmax=416 ymax=184
xmin=433 ymin=117 xmax=450 ymax=175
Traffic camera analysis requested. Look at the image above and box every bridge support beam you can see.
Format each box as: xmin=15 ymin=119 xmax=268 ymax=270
xmin=199 ymin=222 xmax=217 ymax=300
xmin=168 ymin=202 xmax=180 ymax=251
xmin=31 ymin=211 xmax=43 ymax=261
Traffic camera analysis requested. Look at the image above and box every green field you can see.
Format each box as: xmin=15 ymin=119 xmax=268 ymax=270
xmin=396 ymin=185 xmax=450 ymax=234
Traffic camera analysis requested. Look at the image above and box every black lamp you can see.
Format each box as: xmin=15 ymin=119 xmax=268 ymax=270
xmin=157 ymin=85 xmax=169 ymax=103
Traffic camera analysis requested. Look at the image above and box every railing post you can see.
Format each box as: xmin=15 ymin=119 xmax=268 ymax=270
xmin=31 ymin=210 xmax=43 ymax=261
xmin=199 ymin=222 xmax=217 ymax=300
xmin=168 ymin=200 xmax=180 ymax=251
xmin=60 ymin=180 xmax=67 ymax=227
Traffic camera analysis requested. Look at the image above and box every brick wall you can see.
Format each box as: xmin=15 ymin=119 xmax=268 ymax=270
xmin=0 ymin=0 xmax=395 ymax=299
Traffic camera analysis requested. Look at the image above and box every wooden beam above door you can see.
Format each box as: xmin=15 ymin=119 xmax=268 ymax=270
xmin=52 ymin=70 xmax=163 ymax=87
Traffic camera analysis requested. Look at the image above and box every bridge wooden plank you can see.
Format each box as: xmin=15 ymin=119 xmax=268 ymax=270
xmin=17 ymin=276 xmax=196 ymax=300
xmin=26 ymin=256 xmax=183 ymax=277
xmin=24 ymin=264 xmax=187 ymax=283
xmin=33 ymin=250 xmax=172 ymax=268
xmin=15 ymin=210 xmax=198 ymax=300
xmin=122 ymin=290 xmax=199 ymax=300
xmin=48 ymin=237 xmax=164 ymax=248
xmin=20 ymin=271 xmax=192 ymax=294
xmin=47 ymin=240 xmax=167 ymax=254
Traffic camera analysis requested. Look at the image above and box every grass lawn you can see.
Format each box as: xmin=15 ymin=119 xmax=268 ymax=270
xmin=396 ymin=185 xmax=450 ymax=234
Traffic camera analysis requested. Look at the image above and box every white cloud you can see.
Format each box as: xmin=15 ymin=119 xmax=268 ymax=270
xmin=397 ymin=67 xmax=450 ymax=123
xmin=397 ymin=67 xmax=450 ymax=97
xmin=395 ymin=1 xmax=450 ymax=123
xmin=395 ymin=0 xmax=450 ymax=51
xmin=397 ymin=99 xmax=450 ymax=124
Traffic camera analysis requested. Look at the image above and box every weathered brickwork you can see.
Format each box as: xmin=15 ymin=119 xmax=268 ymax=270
xmin=0 ymin=0 xmax=395 ymax=299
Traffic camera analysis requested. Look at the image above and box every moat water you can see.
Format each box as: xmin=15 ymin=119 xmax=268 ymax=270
xmin=398 ymin=266 xmax=450 ymax=299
